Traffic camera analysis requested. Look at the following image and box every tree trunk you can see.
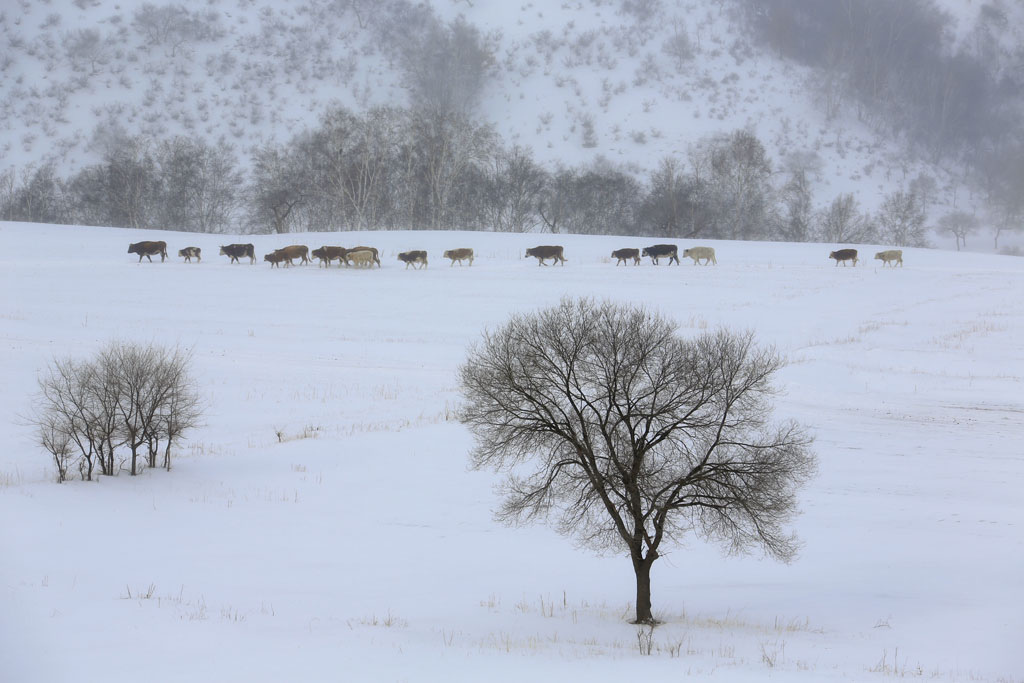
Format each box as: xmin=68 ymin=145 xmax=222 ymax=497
xmin=632 ymin=554 xmax=656 ymax=624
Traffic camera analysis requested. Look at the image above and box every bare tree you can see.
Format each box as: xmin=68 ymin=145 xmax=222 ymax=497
xmin=485 ymin=145 xmax=546 ymax=232
xmin=32 ymin=357 xmax=104 ymax=482
xmin=779 ymin=169 xmax=813 ymax=242
xmin=878 ymin=190 xmax=928 ymax=247
xmin=692 ymin=130 xmax=775 ymax=240
xmin=388 ymin=12 xmax=496 ymax=115
xmin=152 ymin=348 xmax=203 ymax=471
xmin=408 ymin=110 xmax=496 ymax=230
xmin=662 ymin=18 xmax=694 ymax=71
xmin=250 ymin=144 xmax=305 ymax=233
xmin=63 ymin=28 xmax=112 ymax=75
xmin=815 ymin=193 xmax=875 ymax=244
xmin=37 ymin=411 xmax=74 ymax=483
xmin=937 ymin=211 xmax=979 ymax=251
xmin=459 ymin=299 xmax=816 ymax=624
xmin=156 ymin=137 xmax=242 ymax=233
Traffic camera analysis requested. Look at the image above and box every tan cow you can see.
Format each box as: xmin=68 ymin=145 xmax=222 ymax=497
xmin=348 ymin=246 xmax=380 ymax=267
xmin=683 ymin=246 xmax=717 ymax=265
xmin=874 ymin=249 xmax=903 ymax=267
xmin=443 ymin=248 xmax=474 ymax=266
xmin=345 ymin=249 xmax=376 ymax=268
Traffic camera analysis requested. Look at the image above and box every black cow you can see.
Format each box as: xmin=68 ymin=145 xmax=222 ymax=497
xmin=220 ymin=243 xmax=255 ymax=264
xmin=525 ymin=245 xmax=567 ymax=266
xmin=642 ymin=244 xmax=679 ymax=265
xmin=128 ymin=241 xmax=168 ymax=262
xmin=398 ymin=250 xmax=428 ymax=269
xmin=829 ymin=248 xmax=858 ymax=266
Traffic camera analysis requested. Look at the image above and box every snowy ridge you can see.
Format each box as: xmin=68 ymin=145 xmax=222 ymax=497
xmin=0 ymin=0 xmax=1007 ymax=220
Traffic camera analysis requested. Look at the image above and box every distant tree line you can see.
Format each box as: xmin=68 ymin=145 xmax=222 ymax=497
xmin=0 ymin=108 xmax=939 ymax=247
xmin=738 ymin=0 xmax=1024 ymax=247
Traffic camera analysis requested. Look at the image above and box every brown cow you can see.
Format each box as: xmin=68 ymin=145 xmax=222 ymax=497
xmin=220 ymin=243 xmax=255 ymax=264
xmin=273 ymin=245 xmax=310 ymax=265
xmin=312 ymin=246 xmax=348 ymax=267
xmin=178 ymin=247 xmax=201 ymax=263
xmin=443 ymin=248 xmax=474 ymax=266
xmin=829 ymin=248 xmax=859 ymax=266
xmin=128 ymin=241 xmax=167 ymax=262
xmin=611 ymin=248 xmax=641 ymax=265
xmin=398 ymin=250 xmax=428 ymax=269
xmin=525 ymin=245 xmax=566 ymax=266
xmin=264 ymin=251 xmax=289 ymax=268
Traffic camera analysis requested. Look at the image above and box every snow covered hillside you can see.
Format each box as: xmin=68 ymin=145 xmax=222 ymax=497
xmin=1 ymin=222 xmax=1022 ymax=681
xmin=1 ymin=0 xmax=1013 ymax=222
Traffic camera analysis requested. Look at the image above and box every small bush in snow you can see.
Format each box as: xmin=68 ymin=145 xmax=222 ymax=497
xmin=28 ymin=341 xmax=203 ymax=481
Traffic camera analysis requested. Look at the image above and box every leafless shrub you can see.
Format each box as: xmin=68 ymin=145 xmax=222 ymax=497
xmin=132 ymin=3 xmax=224 ymax=57
xmin=28 ymin=341 xmax=203 ymax=481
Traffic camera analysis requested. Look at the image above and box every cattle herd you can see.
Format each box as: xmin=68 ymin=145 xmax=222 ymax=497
xmin=126 ymin=241 xmax=905 ymax=269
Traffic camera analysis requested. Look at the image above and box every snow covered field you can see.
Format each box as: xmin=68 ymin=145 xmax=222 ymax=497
xmin=1 ymin=222 xmax=1022 ymax=682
